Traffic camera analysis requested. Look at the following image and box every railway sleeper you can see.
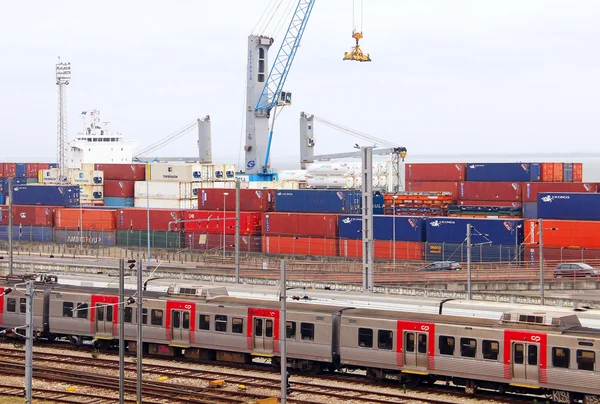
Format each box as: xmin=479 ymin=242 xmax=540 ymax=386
xmin=272 ymin=357 xmax=323 ymax=374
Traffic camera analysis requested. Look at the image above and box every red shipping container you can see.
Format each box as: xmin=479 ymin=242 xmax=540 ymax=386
xmin=339 ymin=239 xmax=424 ymax=261
xmin=405 ymin=163 xmax=465 ymax=182
xmin=553 ymin=163 xmax=564 ymax=182
xmin=524 ymin=219 xmax=600 ymax=249
xmin=459 ymin=182 xmax=522 ymax=201
xmin=0 ymin=164 xmax=3 ymax=178
xmin=0 ymin=205 xmax=56 ymax=226
xmin=116 ymin=208 xmax=184 ymax=231
xmin=524 ymin=246 xmax=600 ymax=266
xmin=262 ymin=236 xmax=338 ymax=257
xmin=94 ymin=163 xmax=146 ymax=180
xmin=26 ymin=164 xmax=38 ymax=178
xmin=3 ymin=163 xmax=16 ymax=178
xmin=37 ymin=163 xmax=50 ymax=170
xmin=573 ymin=163 xmax=583 ymax=182
xmin=262 ymin=212 xmax=338 ymax=238
xmin=104 ymin=180 xmax=135 ymax=198
xmin=521 ymin=182 xmax=596 ymax=203
xmin=185 ymin=233 xmax=262 ymax=253
xmin=183 ymin=211 xmax=261 ymax=235
xmin=55 ymin=208 xmax=117 ymax=230
xmin=458 ymin=200 xmax=522 ymax=208
xmin=406 ymin=181 xmax=459 ymax=197
xmin=541 ymin=163 xmax=554 ymax=182
xmin=198 ymin=188 xmax=274 ymax=212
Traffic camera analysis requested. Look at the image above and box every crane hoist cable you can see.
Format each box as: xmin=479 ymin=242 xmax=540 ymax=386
xmin=313 ymin=115 xmax=398 ymax=148
xmin=343 ymin=0 xmax=371 ymax=62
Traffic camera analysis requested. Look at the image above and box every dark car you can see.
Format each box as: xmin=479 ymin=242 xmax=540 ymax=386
xmin=553 ymin=263 xmax=599 ymax=278
xmin=417 ymin=261 xmax=462 ymax=272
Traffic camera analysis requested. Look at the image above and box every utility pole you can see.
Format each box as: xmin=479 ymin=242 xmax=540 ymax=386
xmin=8 ymin=177 xmax=13 ymax=276
xmin=538 ymin=218 xmax=544 ymax=305
xmin=56 ymin=58 xmax=71 ymax=184
xmin=119 ymin=259 xmax=125 ymax=404
xmin=361 ymin=146 xmax=374 ymax=290
xmin=280 ymin=260 xmax=287 ymax=404
xmin=467 ymin=224 xmax=472 ymax=301
xmin=25 ymin=280 xmax=34 ymax=404
xmin=137 ymin=258 xmax=143 ymax=404
xmin=235 ymin=180 xmax=241 ymax=283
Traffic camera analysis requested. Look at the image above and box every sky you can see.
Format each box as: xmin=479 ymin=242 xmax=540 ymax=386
xmin=1 ymin=0 xmax=600 ymax=170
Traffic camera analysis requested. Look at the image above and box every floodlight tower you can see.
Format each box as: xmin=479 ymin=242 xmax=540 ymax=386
xmin=56 ymin=57 xmax=71 ymax=183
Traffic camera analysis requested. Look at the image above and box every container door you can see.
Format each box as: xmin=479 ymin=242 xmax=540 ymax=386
xmin=403 ymin=331 xmax=428 ymax=369
xmin=171 ymin=310 xmax=190 ymax=345
xmin=95 ymin=304 xmax=113 ymax=336
xmin=253 ymin=317 xmax=275 ymax=353
xmin=512 ymin=342 xmax=539 ymax=384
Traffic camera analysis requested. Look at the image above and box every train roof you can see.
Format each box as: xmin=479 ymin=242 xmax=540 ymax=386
xmin=207 ymin=296 xmax=348 ymax=314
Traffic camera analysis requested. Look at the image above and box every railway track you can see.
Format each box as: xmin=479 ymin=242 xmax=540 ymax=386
xmin=0 ymin=346 xmax=485 ymax=404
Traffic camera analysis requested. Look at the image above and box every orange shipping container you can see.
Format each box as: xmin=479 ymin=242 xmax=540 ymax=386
xmin=55 ymin=208 xmax=117 ymax=230
xmin=524 ymin=219 xmax=600 ymax=249
xmin=553 ymin=163 xmax=564 ymax=182
xmin=573 ymin=163 xmax=583 ymax=182
xmin=262 ymin=236 xmax=338 ymax=257
xmin=541 ymin=163 xmax=554 ymax=182
xmin=338 ymin=239 xmax=424 ymax=261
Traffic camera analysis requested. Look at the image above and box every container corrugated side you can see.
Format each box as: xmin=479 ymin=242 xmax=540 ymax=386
xmin=262 ymin=236 xmax=339 ymax=257
xmin=104 ymin=197 xmax=134 ymax=207
xmin=262 ymin=212 xmax=338 ymax=238
xmin=522 ymin=182 xmax=595 ymax=202
xmin=134 ymin=198 xmax=197 ymax=209
xmin=198 ymin=188 xmax=274 ymax=212
xmin=183 ymin=211 xmax=261 ymax=235
xmin=459 ymin=182 xmax=521 ymax=201
xmin=424 ymin=242 xmax=518 ymax=263
xmin=12 ymin=185 xmax=80 ymax=207
xmin=465 ymin=163 xmax=537 ymax=182
xmin=338 ymin=239 xmax=424 ymax=260
xmin=274 ymin=190 xmax=361 ymax=214
xmin=405 ymin=163 xmax=466 ymax=181
xmin=149 ymin=163 xmax=209 ymax=182
xmin=116 ymin=208 xmax=184 ymax=231
xmin=537 ymin=192 xmax=600 ymax=221
xmin=338 ymin=215 xmax=426 ymax=241
xmin=425 ymin=217 xmax=524 ymax=245
xmin=524 ymin=219 xmax=600 ymax=249
xmin=15 ymin=163 xmax=27 ymax=178
xmin=55 ymin=208 xmax=117 ymax=230
xmin=104 ymin=180 xmax=135 ymax=198
xmin=0 ymin=205 xmax=56 ymax=226
xmin=135 ymin=181 xmax=196 ymax=199
xmin=406 ymin=181 xmax=459 ymax=197
xmin=94 ymin=163 xmax=146 ymax=181
xmin=185 ymin=233 xmax=261 ymax=252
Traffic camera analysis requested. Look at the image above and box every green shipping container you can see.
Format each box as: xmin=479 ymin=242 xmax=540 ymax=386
xmin=116 ymin=230 xmax=185 ymax=249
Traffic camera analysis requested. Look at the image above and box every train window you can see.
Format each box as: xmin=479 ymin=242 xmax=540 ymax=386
xmin=378 ymin=330 xmax=393 ymax=350
xmin=19 ymin=298 xmax=26 ymax=314
xmin=6 ymin=298 xmax=16 ymax=312
xmin=215 ymin=315 xmax=227 ymax=332
xmin=300 ymin=323 xmax=314 ymax=341
xmin=255 ymin=318 xmax=263 ymax=337
xmin=528 ymin=345 xmax=538 ymax=366
xmin=460 ymin=338 xmax=477 ymax=358
xmin=266 ymin=320 xmax=273 ymax=338
xmin=62 ymin=302 xmax=74 ymax=317
xmin=142 ymin=308 xmax=148 ymax=325
xmin=106 ymin=306 xmax=113 ymax=322
xmin=513 ymin=344 xmax=524 ymax=364
xmin=418 ymin=334 xmax=427 ymax=354
xmin=405 ymin=333 xmax=415 ymax=353
xmin=439 ymin=336 xmax=455 ymax=356
xmin=151 ymin=309 xmax=163 ymax=326
xmin=358 ymin=328 xmax=373 ymax=348
xmin=552 ymin=347 xmax=570 ymax=368
xmin=76 ymin=303 xmax=88 ymax=319
xmin=124 ymin=307 xmax=133 ymax=323
xmin=482 ymin=340 xmax=499 ymax=361
xmin=182 ymin=312 xmax=190 ymax=329
xmin=577 ymin=350 xmax=595 ymax=371
xmin=232 ymin=318 xmax=243 ymax=334
xmin=199 ymin=314 xmax=210 ymax=330
xmin=286 ymin=322 xmax=296 ymax=339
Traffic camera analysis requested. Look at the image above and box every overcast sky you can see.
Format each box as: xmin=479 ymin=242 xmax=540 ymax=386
xmin=1 ymin=0 xmax=599 ymax=169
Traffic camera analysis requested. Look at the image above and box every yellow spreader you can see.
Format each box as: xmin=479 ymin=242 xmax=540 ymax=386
xmin=343 ymin=31 xmax=371 ymax=62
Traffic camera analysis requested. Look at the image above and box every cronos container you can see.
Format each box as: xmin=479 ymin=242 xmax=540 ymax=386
xmin=12 ymin=185 xmax=80 ymax=207
xmin=524 ymin=219 xmax=600 ymax=249
xmin=198 ymin=188 xmax=274 ymax=212
xmin=465 ymin=163 xmax=540 ymax=182
xmin=55 ymin=208 xmax=117 ymax=230
xmin=183 ymin=211 xmax=261 ymax=235
xmin=425 ymin=217 xmax=524 ymax=245
xmin=405 ymin=163 xmax=466 ymax=181
xmin=537 ymin=192 xmax=600 ymax=221
xmin=0 ymin=205 xmax=56 ymax=226
xmin=274 ymin=189 xmax=361 ymax=214
xmin=521 ymin=182 xmax=595 ymax=203
xmin=262 ymin=212 xmax=338 ymax=238
xmin=116 ymin=208 xmax=184 ymax=231
xmin=459 ymin=182 xmax=522 ymax=201
xmin=338 ymin=215 xmax=426 ymax=242
xmin=94 ymin=163 xmax=146 ymax=181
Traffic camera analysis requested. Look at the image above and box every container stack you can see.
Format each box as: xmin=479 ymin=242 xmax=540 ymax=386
xmin=71 ymin=168 xmax=105 ymax=206
xmin=384 ymin=192 xmax=454 ymax=217
xmin=305 ymin=162 xmax=393 ymax=190
xmin=95 ymin=163 xmax=145 ymax=207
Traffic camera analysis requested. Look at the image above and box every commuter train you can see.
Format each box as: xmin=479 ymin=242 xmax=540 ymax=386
xmin=0 ymin=280 xmax=598 ymax=404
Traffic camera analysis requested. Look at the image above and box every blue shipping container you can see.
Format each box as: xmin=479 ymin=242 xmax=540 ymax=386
xmin=0 ymin=194 xmax=4 ymax=205
xmin=0 ymin=178 xmax=28 ymax=194
xmin=15 ymin=163 xmax=27 ymax=178
xmin=12 ymin=185 xmax=80 ymax=207
xmin=54 ymin=229 xmax=116 ymax=246
xmin=104 ymin=197 xmax=135 ymax=207
xmin=522 ymin=202 xmax=538 ymax=219
xmin=425 ymin=242 xmax=520 ymax=263
xmin=338 ymin=215 xmax=426 ymax=242
xmin=48 ymin=163 xmax=59 ymax=169
xmin=0 ymin=225 xmax=53 ymax=242
xmin=373 ymin=193 xmax=384 ymax=215
xmin=466 ymin=163 xmax=540 ymax=182
xmin=425 ymin=217 xmax=524 ymax=245
xmin=538 ymin=192 xmax=600 ymax=221
xmin=274 ymin=190 xmax=361 ymax=214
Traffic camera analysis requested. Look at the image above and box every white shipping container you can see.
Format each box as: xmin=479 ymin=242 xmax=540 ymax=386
xmin=307 ymin=176 xmax=349 ymax=188
xmin=134 ymin=198 xmax=197 ymax=209
xmin=80 ymin=185 xmax=104 ymax=201
xmin=225 ymin=165 xmax=236 ymax=180
xmin=306 ymin=163 xmax=353 ymax=177
xmin=39 ymin=169 xmax=60 ymax=184
xmin=213 ymin=165 xmax=225 ymax=181
xmin=149 ymin=163 xmax=214 ymax=182
xmin=70 ymin=170 xmax=104 ymax=185
xmin=276 ymin=170 xmax=308 ymax=181
xmin=81 ymin=163 xmax=95 ymax=172
xmin=135 ymin=181 xmax=195 ymax=199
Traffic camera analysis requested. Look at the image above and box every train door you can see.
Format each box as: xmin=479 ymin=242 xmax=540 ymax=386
xmin=171 ymin=310 xmax=191 ymax=345
xmin=253 ymin=317 xmax=274 ymax=353
xmin=403 ymin=331 xmax=429 ymax=369
xmin=512 ymin=342 xmax=540 ymax=384
xmin=95 ymin=303 xmax=114 ymax=336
